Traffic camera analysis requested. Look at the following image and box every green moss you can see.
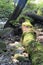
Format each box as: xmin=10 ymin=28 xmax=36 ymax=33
xmin=22 ymin=32 xmax=35 ymax=47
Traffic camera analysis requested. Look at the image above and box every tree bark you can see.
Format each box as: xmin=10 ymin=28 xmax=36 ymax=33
xmin=4 ymin=0 xmax=27 ymax=28
xmin=25 ymin=13 xmax=43 ymax=22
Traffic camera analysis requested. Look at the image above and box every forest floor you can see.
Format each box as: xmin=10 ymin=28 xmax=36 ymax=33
xmin=0 ymin=28 xmax=31 ymax=65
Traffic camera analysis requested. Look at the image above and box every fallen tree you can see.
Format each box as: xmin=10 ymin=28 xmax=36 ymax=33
xmin=25 ymin=13 xmax=43 ymax=22
xmin=25 ymin=12 xmax=43 ymax=25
